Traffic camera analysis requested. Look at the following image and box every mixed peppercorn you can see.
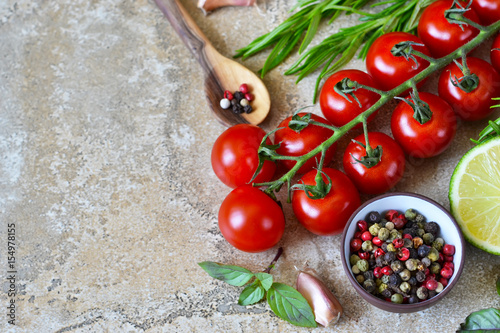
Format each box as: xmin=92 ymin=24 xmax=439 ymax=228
xmin=220 ymin=83 xmax=254 ymax=114
xmin=349 ymin=209 xmax=456 ymax=304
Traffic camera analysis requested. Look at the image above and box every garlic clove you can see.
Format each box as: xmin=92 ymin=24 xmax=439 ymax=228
xmin=296 ymin=266 xmax=343 ymax=327
xmin=197 ymin=0 xmax=256 ymax=15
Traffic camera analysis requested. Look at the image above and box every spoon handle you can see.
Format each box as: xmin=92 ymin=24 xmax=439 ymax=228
xmin=154 ymin=0 xmax=215 ymax=68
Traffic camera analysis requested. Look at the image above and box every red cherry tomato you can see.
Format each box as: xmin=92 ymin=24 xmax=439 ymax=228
xmin=319 ymin=69 xmax=380 ymax=127
xmin=391 ymin=92 xmax=457 ymax=158
xmin=471 ymin=0 xmax=500 ymax=26
xmin=218 ymin=185 xmax=285 ymax=252
xmin=438 ymin=57 xmax=500 ymax=121
xmin=491 ymin=33 xmax=500 ymax=73
xmin=292 ymin=168 xmax=360 ymax=236
xmin=417 ymin=0 xmax=480 ymax=58
xmin=343 ymin=132 xmax=405 ymax=195
xmin=274 ymin=113 xmax=337 ymax=174
xmin=211 ymin=124 xmax=276 ymax=188
xmin=366 ymin=32 xmax=431 ymax=92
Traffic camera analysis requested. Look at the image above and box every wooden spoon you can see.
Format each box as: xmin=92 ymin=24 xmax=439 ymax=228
xmin=154 ymin=0 xmax=270 ymax=126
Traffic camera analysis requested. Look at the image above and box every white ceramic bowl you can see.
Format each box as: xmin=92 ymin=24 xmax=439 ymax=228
xmin=340 ymin=192 xmax=465 ymax=313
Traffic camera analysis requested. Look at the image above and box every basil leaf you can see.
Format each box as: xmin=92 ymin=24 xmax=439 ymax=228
xmin=497 ymin=277 xmax=500 ymax=297
xmin=458 ymin=308 xmax=500 ymax=332
xmin=266 ymin=282 xmax=317 ymax=328
xmin=198 ymin=262 xmax=254 ymax=287
xmin=255 ymin=272 xmax=273 ymax=291
xmin=238 ymin=281 xmax=265 ymax=306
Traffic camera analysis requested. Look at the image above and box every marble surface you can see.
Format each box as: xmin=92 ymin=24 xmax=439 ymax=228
xmin=1 ymin=0 xmax=499 ymax=332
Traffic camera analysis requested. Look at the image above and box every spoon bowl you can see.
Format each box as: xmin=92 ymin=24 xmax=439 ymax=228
xmin=154 ymin=0 xmax=270 ymax=126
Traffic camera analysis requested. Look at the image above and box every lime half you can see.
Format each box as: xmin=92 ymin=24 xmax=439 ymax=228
xmin=449 ymin=136 xmax=500 ymax=255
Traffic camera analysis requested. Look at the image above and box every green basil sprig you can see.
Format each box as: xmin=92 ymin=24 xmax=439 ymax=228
xmin=198 ymin=251 xmax=316 ymax=328
xmin=458 ymin=308 xmax=500 ymax=332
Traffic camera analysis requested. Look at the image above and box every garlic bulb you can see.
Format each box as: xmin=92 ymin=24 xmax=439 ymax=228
xmin=295 ymin=265 xmax=343 ymax=327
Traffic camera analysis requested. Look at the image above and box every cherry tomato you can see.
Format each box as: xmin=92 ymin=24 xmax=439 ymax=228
xmin=438 ymin=57 xmax=500 ymax=121
xmin=274 ymin=113 xmax=337 ymax=174
xmin=391 ymin=92 xmax=457 ymax=158
xmin=491 ymin=33 xmax=500 ymax=73
xmin=343 ymin=132 xmax=405 ymax=195
xmin=292 ymin=168 xmax=360 ymax=236
xmin=218 ymin=185 xmax=285 ymax=252
xmin=211 ymin=124 xmax=276 ymax=188
xmin=366 ymin=32 xmax=431 ymax=92
xmin=417 ymin=0 xmax=480 ymax=58
xmin=471 ymin=0 xmax=500 ymax=26
xmin=319 ymin=69 xmax=380 ymax=127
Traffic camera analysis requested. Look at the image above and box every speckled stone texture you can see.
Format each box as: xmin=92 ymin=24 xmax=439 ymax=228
xmin=1 ymin=0 xmax=499 ymax=332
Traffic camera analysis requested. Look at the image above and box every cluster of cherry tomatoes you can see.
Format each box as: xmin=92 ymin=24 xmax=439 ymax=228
xmin=211 ymin=0 xmax=500 ymax=253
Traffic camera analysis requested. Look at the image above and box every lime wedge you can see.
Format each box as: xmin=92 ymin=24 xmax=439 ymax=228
xmin=449 ymin=136 xmax=500 ymax=255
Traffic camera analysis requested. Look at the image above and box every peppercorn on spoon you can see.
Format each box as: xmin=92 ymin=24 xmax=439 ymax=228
xmin=154 ymin=0 xmax=270 ymax=126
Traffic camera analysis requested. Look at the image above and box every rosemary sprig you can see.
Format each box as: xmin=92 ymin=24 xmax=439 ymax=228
xmin=234 ymin=0 xmax=371 ymax=77
xmin=286 ymin=0 xmax=434 ymax=102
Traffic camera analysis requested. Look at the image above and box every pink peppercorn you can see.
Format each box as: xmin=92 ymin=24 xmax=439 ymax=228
xmin=244 ymin=93 xmax=254 ymax=101
xmin=374 ymin=267 xmax=383 ymax=279
xmin=393 ymin=218 xmax=405 ymax=229
xmin=425 ymin=279 xmax=438 ymax=291
xmin=439 ymin=277 xmax=449 ymax=287
xmin=441 ymin=266 xmax=453 ymax=279
xmin=372 ymin=236 xmax=383 ymax=247
xmin=357 ymin=220 xmax=368 ymax=232
xmin=443 ymin=262 xmax=454 ymax=270
xmin=393 ymin=238 xmax=404 ymax=248
xmin=385 ymin=210 xmax=398 ymax=221
xmin=374 ymin=248 xmax=385 ymax=258
xmin=359 ymin=251 xmax=370 ymax=260
xmin=350 ymin=238 xmax=362 ymax=252
xmin=361 ymin=231 xmax=372 ymax=241
xmin=239 ymin=83 xmax=249 ymax=94
xmin=398 ymin=247 xmax=410 ymax=261
xmin=224 ymin=90 xmax=233 ymax=100
xmin=444 ymin=255 xmax=454 ymax=262
xmin=443 ymin=244 xmax=455 ymax=256
xmin=381 ymin=266 xmax=393 ymax=276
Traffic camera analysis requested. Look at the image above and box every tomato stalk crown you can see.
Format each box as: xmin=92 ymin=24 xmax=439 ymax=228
xmin=445 ymin=0 xmax=478 ymax=31
xmin=391 ymin=41 xmax=427 ymax=70
xmin=449 ymin=53 xmax=480 ymax=93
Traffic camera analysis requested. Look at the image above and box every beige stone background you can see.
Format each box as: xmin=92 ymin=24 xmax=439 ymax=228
xmin=1 ymin=0 xmax=499 ymax=332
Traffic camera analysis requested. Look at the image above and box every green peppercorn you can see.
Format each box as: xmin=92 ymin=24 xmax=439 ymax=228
xmin=356 ymin=274 xmax=365 ymax=284
xmin=379 ymin=219 xmax=387 ymax=228
xmin=390 ymin=230 xmax=400 ymax=241
xmin=423 ymin=232 xmax=435 ymax=245
xmin=350 ymin=254 xmax=361 ymax=266
xmin=363 ymin=279 xmax=376 ymax=293
xmin=408 ymin=295 xmax=419 ymax=304
xmin=403 ymin=238 xmax=413 ymax=248
xmin=417 ymin=286 xmax=429 ymax=300
xmin=432 ymin=240 xmax=443 ymax=251
xmin=405 ymin=259 xmax=419 ymax=271
xmin=385 ymin=221 xmax=395 ymax=231
xmin=381 ymin=275 xmax=390 ymax=284
xmin=412 ymin=237 xmax=424 ymax=249
xmin=387 ymin=243 xmax=396 ymax=252
xmin=378 ymin=283 xmax=388 ymax=294
xmin=362 ymin=240 xmax=374 ymax=252
xmin=399 ymin=269 xmax=411 ymax=281
xmin=421 ymin=257 xmax=431 ymax=268
xmin=405 ymin=208 xmax=417 ymax=221
xmin=369 ymin=223 xmax=381 ymax=236
xmin=357 ymin=259 xmax=369 ymax=272
xmin=400 ymin=281 xmax=411 ymax=294
xmin=391 ymin=260 xmax=404 ymax=274
xmin=375 ymin=278 xmax=382 ymax=287
xmin=417 ymin=228 xmax=425 ymax=237
xmin=427 ymin=247 xmax=440 ymax=262
xmin=415 ymin=214 xmax=425 ymax=224
xmin=430 ymin=262 xmax=441 ymax=275
xmin=352 ymin=265 xmax=360 ymax=275
xmin=391 ymin=293 xmax=404 ymax=304
xmin=378 ymin=228 xmax=390 ymax=241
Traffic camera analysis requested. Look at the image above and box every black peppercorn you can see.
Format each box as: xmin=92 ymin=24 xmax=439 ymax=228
xmin=381 ymin=288 xmax=393 ymax=298
xmin=418 ymin=245 xmax=431 ymax=258
xmin=363 ymin=279 xmax=376 ymax=293
xmin=408 ymin=295 xmax=419 ymax=304
xmin=424 ymin=221 xmax=440 ymax=236
xmin=243 ymin=105 xmax=253 ymax=113
xmin=405 ymin=220 xmax=415 ymax=229
xmin=384 ymin=251 xmax=396 ymax=263
xmin=428 ymin=290 xmax=437 ymax=299
xmin=233 ymin=91 xmax=244 ymax=100
xmin=416 ymin=271 xmax=426 ymax=283
xmin=375 ymin=256 xmax=385 ymax=267
xmin=381 ymin=243 xmax=389 ymax=252
xmin=408 ymin=276 xmax=418 ymax=286
xmin=367 ymin=211 xmax=381 ymax=223
xmin=408 ymin=248 xmax=418 ymax=259
xmin=389 ymin=273 xmax=402 ymax=286
xmin=364 ymin=270 xmax=375 ymax=281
